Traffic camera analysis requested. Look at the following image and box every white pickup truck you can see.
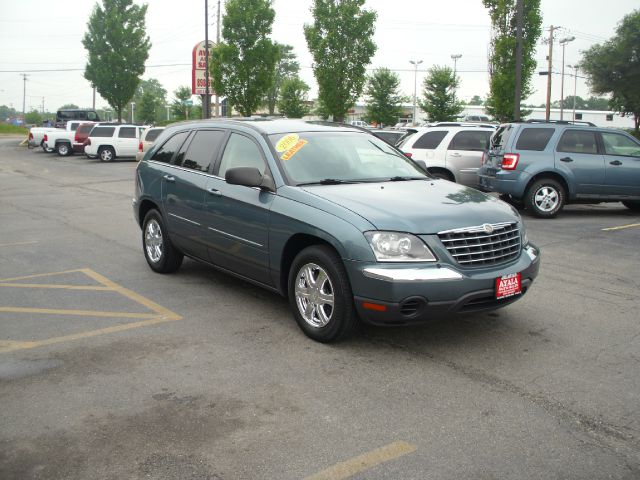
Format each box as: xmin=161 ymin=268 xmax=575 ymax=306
xmin=28 ymin=125 xmax=59 ymax=151
xmin=42 ymin=121 xmax=90 ymax=156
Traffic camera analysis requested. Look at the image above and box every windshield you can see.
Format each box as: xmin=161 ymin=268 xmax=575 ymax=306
xmin=269 ymin=131 xmax=427 ymax=185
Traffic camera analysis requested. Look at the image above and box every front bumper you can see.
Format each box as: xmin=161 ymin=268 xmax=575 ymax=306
xmin=347 ymin=243 xmax=540 ymax=325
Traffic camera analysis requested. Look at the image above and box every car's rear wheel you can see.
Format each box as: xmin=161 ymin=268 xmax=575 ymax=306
xmin=56 ymin=142 xmax=71 ymax=156
xmin=525 ymin=178 xmax=566 ymax=218
xmin=622 ymin=201 xmax=640 ymax=211
xmin=142 ymin=210 xmax=183 ymax=273
xmin=288 ymin=245 xmax=357 ymax=343
xmin=99 ymin=146 xmax=115 ymax=162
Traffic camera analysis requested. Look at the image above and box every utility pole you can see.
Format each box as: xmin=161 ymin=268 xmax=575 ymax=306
xmin=545 ymin=26 xmax=558 ymax=121
xmin=166 ymin=105 xmax=171 ymax=121
xmin=513 ymin=0 xmax=524 ymax=121
xmin=41 ymin=97 xmax=45 ymax=114
xmin=204 ymin=0 xmax=210 ymax=119
xmin=559 ymin=36 xmax=575 ymax=120
xmin=92 ymin=86 xmax=96 ymax=109
xmin=409 ymin=60 xmax=423 ymax=125
xmin=568 ymin=64 xmax=579 ymax=121
xmin=20 ymin=73 xmax=28 ymax=120
xmin=214 ymin=0 xmax=221 ymax=117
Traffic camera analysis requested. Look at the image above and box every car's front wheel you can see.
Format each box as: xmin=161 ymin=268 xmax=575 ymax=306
xmin=622 ymin=201 xmax=640 ymax=211
xmin=99 ymin=146 xmax=115 ymax=162
xmin=525 ymin=178 xmax=566 ymax=218
xmin=288 ymin=245 xmax=357 ymax=343
xmin=142 ymin=210 xmax=183 ymax=273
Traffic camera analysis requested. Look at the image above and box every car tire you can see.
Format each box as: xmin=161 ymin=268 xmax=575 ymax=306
xmin=142 ymin=209 xmax=183 ymax=274
xmin=288 ymin=245 xmax=357 ymax=343
xmin=56 ymin=142 xmax=72 ymax=156
xmin=99 ymin=146 xmax=115 ymax=162
xmin=622 ymin=201 xmax=640 ymax=211
xmin=525 ymin=178 xmax=566 ymax=218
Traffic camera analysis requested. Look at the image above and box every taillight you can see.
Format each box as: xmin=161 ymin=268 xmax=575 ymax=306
xmin=404 ymin=152 xmax=412 ymax=158
xmin=501 ymin=153 xmax=519 ymax=170
xmin=75 ymin=131 xmax=80 ymax=142
xmin=43 ymin=134 xmax=48 ymax=141
xmin=29 ymin=132 xmax=33 ymax=140
xmin=481 ymin=151 xmax=486 ymax=165
xmin=138 ymin=141 xmax=143 ymax=152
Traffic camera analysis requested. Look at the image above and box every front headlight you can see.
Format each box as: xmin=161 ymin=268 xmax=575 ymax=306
xmin=364 ymin=231 xmax=437 ymax=262
xmin=520 ymin=222 xmax=529 ymax=246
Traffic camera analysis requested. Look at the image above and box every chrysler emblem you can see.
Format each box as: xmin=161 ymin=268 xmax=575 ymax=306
xmin=482 ymin=223 xmax=494 ymax=234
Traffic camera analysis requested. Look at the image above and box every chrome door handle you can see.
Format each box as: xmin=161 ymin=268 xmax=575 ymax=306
xmin=208 ymin=188 xmax=222 ymax=196
xmin=163 ymin=175 xmax=175 ymax=182
xmin=560 ymin=157 xmax=573 ymax=163
xmin=609 ymin=160 xmax=622 ymax=166
xmin=449 ymin=152 xmax=461 ymax=157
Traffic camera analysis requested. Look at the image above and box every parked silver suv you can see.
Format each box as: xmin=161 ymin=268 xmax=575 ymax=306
xmin=399 ymin=125 xmax=495 ymax=187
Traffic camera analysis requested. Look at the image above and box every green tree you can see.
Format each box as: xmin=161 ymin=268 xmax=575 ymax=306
xmin=585 ymin=96 xmax=611 ymax=110
xmin=468 ymin=95 xmax=484 ymax=106
xmin=363 ymin=68 xmax=403 ymax=127
xmin=132 ymin=78 xmax=167 ymax=122
xmin=82 ymin=0 xmax=151 ymax=121
xmin=582 ymin=9 xmax=640 ymax=132
xmin=138 ymin=90 xmax=158 ymax=124
xmin=24 ymin=109 xmax=42 ymax=125
xmin=265 ymin=43 xmax=299 ymax=115
xmin=58 ymin=103 xmax=79 ymax=110
xmin=0 ymin=105 xmax=17 ymax=120
xmin=483 ymin=0 xmax=542 ymax=122
xmin=210 ymin=0 xmax=278 ymax=117
xmin=171 ymin=86 xmax=193 ymax=120
xmin=305 ymin=0 xmax=377 ymax=122
xmin=277 ymin=77 xmax=310 ymax=118
xmin=419 ymin=66 xmax=464 ymax=122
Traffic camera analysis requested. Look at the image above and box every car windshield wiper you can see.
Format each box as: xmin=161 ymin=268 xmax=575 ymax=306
xmin=297 ymin=178 xmax=350 ymax=186
xmin=388 ymin=176 xmax=427 ymax=181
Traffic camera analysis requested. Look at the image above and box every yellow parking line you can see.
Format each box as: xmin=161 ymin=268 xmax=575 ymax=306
xmin=0 ymin=307 xmax=158 ymax=319
xmin=303 ymin=441 xmax=417 ymax=480
xmin=602 ymin=223 xmax=640 ymax=231
xmin=0 ymin=269 xmax=86 ymax=283
xmin=0 ymin=241 xmax=38 ymax=248
xmin=0 ymin=316 xmax=181 ymax=354
xmin=0 ymin=283 xmax=113 ymax=291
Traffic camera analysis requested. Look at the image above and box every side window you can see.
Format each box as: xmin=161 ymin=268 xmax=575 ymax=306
xmin=601 ymin=132 xmax=640 ymax=158
xmin=150 ymin=131 xmax=190 ymax=164
xmin=90 ymin=126 xmax=115 ymax=138
xmin=77 ymin=111 xmax=87 ymax=120
xmin=217 ymin=133 xmax=266 ymax=178
xmin=87 ymin=112 xmax=98 ymax=120
xmin=448 ymin=130 xmax=491 ymax=151
xmin=118 ymin=127 xmax=136 ymax=138
xmin=181 ymin=130 xmax=226 ymax=172
xmin=515 ymin=128 xmax=555 ymax=151
xmin=413 ymin=130 xmax=447 ymax=149
xmin=557 ymin=130 xmax=598 ymax=154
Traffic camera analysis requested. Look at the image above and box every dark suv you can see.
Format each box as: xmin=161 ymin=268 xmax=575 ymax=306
xmin=478 ymin=121 xmax=640 ymax=217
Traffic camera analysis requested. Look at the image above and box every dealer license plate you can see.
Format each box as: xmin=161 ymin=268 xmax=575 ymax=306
xmin=495 ymin=272 xmax=522 ymax=299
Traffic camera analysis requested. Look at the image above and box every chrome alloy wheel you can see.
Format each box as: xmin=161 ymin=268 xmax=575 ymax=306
xmin=295 ymin=263 xmax=335 ymax=328
xmin=533 ymin=186 xmax=559 ymax=212
xmin=145 ymin=219 xmax=163 ymax=263
xmin=100 ymin=148 xmax=113 ymax=161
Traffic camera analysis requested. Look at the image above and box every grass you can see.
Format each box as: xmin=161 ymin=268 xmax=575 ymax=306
xmin=0 ymin=124 xmax=28 ymax=135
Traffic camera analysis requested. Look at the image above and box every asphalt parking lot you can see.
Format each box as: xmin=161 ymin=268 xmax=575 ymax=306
xmin=1 ymin=136 xmax=639 ymax=480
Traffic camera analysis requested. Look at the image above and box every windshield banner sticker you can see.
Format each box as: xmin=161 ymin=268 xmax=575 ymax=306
xmin=281 ymin=139 xmax=308 ymax=160
xmin=276 ymin=133 xmax=300 ymax=152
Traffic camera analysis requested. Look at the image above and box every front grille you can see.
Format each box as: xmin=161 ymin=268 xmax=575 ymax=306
xmin=438 ymin=222 xmax=521 ymax=267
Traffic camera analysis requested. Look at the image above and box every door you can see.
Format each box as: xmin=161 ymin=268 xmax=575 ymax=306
xmin=554 ymin=130 xmax=605 ymax=195
xmin=203 ymin=132 xmax=274 ymax=285
xmin=117 ymin=126 xmax=137 ymax=156
xmin=600 ymin=131 xmax=640 ymax=197
xmin=161 ymin=129 xmax=225 ymax=258
xmin=445 ymin=130 xmax=492 ymax=186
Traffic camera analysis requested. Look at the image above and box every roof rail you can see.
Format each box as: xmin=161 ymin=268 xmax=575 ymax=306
xmin=524 ymin=119 xmax=596 ymax=127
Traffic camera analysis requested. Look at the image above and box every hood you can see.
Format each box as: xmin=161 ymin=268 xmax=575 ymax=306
xmin=300 ymin=179 xmax=519 ymax=233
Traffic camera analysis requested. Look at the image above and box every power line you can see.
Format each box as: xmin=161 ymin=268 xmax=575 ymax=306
xmin=0 ymin=63 xmax=191 ymax=73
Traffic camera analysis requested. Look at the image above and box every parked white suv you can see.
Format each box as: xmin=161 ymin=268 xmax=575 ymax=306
xmin=84 ymin=124 xmax=147 ymax=162
xmin=399 ymin=125 xmax=495 ymax=187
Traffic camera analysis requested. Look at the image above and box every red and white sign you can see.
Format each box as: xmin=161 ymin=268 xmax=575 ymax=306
xmin=192 ymin=40 xmax=215 ymax=95
xmin=495 ymin=272 xmax=522 ymax=299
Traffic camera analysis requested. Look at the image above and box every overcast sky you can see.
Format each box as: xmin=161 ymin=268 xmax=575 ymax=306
xmin=0 ymin=0 xmax=637 ymax=114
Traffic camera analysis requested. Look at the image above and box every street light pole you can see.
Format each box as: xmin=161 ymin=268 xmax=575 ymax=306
xmin=450 ymin=54 xmax=462 ymax=76
xmin=567 ymin=64 xmax=578 ymax=121
xmin=409 ymin=60 xmax=423 ymax=125
xmin=559 ymin=36 xmax=575 ymax=120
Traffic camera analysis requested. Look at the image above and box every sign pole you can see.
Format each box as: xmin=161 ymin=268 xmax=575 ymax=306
xmin=204 ymin=0 xmax=210 ymax=119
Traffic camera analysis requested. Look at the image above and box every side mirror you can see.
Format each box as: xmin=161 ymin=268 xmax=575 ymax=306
xmin=225 ymin=167 xmax=275 ymax=192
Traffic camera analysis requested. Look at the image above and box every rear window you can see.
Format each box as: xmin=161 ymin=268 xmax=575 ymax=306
xmin=413 ymin=130 xmax=448 ymax=149
xmin=90 ymin=127 xmax=115 ymax=138
xmin=78 ymin=124 xmax=94 ymax=134
xmin=448 ymin=130 xmax=491 ymax=151
xmin=490 ymin=125 xmax=513 ymax=150
xmin=145 ymin=128 xmax=163 ymax=142
xmin=515 ymin=128 xmax=555 ymax=151
xmin=372 ymin=131 xmax=403 ymax=145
